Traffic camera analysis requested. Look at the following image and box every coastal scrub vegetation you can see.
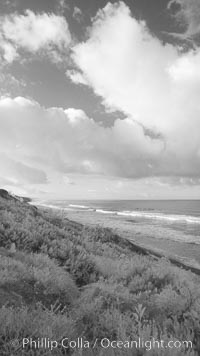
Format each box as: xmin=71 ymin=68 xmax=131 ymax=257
xmin=0 ymin=192 xmax=200 ymax=355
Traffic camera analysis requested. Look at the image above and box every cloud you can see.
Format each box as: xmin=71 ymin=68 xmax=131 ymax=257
xmin=66 ymin=69 xmax=88 ymax=85
xmin=0 ymin=95 xmax=200 ymax=189
xmin=0 ymin=97 xmax=162 ymax=181
xmin=168 ymin=0 xmax=200 ymax=39
xmin=0 ymin=73 xmax=26 ymax=96
xmin=69 ymin=2 xmax=178 ymax=132
xmin=0 ymin=153 xmax=47 ymax=185
xmin=56 ymin=0 xmax=70 ymax=15
xmin=0 ymin=10 xmax=71 ymax=63
xmin=73 ymin=6 xmax=83 ymax=22
xmin=1 ymin=2 xmax=200 ymax=196
xmin=66 ymin=1 xmax=200 ymax=180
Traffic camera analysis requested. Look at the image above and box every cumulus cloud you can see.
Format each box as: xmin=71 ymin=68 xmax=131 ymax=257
xmin=1 ymin=2 xmax=200 ymax=196
xmin=69 ymin=2 xmax=178 ymax=132
xmin=0 ymin=95 xmax=200 ymax=190
xmin=0 ymin=10 xmax=71 ymax=63
xmin=0 ymin=96 xmax=163 ymax=181
xmin=67 ymin=1 xmax=200 ymax=180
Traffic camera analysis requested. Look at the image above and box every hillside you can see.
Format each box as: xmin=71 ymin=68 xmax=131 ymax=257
xmin=0 ymin=191 xmax=200 ymax=355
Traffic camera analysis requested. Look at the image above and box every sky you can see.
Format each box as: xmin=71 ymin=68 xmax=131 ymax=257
xmin=1 ymin=0 xmax=200 ymax=200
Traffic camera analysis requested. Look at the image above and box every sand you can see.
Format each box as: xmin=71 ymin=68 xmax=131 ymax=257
xmin=64 ymin=209 xmax=200 ymax=269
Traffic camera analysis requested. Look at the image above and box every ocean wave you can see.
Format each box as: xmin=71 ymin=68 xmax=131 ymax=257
xmin=69 ymin=204 xmax=91 ymax=209
xmin=117 ymin=211 xmax=200 ymax=224
xmin=96 ymin=209 xmax=116 ymax=214
xmin=31 ymin=201 xmax=200 ymax=225
xmin=92 ymin=207 xmax=200 ymax=224
xmin=68 ymin=205 xmax=200 ymax=224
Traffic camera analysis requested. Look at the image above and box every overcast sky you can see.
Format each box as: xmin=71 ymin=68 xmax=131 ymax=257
xmin=1 ymin=0 xmax=200 ymax=199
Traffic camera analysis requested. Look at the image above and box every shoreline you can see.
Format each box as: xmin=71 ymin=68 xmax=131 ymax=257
xmin=1 ymin=192 xmax=200 ymax=355
xmin=46 ymin=206 xmax=200 ymax=275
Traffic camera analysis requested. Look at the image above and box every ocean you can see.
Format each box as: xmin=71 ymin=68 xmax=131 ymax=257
xmin=35 ymin=199 xmax=200 ymax=244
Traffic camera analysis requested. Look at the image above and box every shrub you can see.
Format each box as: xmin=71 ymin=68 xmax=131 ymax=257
xmin=0 ymin=304 xmax=74 ymax=355
xmin=0 ymin=252 xmax=78 ymax=307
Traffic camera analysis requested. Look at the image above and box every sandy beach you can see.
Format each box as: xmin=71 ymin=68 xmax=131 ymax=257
xmin=64 ymin=208 xmax=200 ymax=269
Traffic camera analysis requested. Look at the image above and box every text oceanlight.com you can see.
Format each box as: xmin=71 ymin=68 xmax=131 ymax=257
xmin=21 ymin=337 xmax=193 ymax=351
